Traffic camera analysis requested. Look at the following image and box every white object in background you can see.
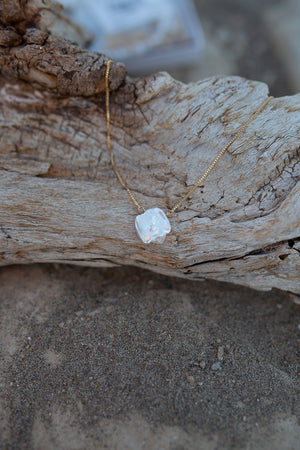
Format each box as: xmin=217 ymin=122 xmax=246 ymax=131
xmin=59 ymin=0 xmax=205 ymax=74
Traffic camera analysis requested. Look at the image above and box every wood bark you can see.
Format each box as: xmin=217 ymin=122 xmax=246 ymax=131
xmin=0 ymin=0 xmax=299 ymax=294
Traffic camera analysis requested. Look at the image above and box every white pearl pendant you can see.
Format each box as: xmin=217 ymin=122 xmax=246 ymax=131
xmin=135 ymin=208 xmax=171 ymax=244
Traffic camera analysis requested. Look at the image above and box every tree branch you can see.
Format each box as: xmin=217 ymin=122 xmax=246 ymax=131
xmin=0 ymin=0 xmax=299 ymax=293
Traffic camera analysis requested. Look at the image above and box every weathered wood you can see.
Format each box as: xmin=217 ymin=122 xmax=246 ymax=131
xmin=0 ymin=0 xmax=92 ymax=47
xmin=0 ymin=71 xmax=299 ymax=293
xmin=0 ymin=0 xmax=126 ymax=95
xmin=0 ymin=29 xmax=126 ymax=96
xmin=0 ymin=0 xmax=299 ymax=294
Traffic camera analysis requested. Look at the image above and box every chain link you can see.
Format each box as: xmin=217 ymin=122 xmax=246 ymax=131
xmin=105 ymin=59 xmax=273 ymax=215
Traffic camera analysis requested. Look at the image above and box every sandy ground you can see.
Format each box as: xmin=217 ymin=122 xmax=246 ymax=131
xmin=0 ymin=264 xmax=299 ymax=449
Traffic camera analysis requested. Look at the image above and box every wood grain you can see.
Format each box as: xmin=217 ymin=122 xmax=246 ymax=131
xmin=0 ymin=72 xmax=299 ymax=293
xmin=0 ymin=0 xmax=299 ymax=293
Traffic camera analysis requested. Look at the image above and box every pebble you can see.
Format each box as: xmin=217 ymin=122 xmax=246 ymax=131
xmin=211 ymin=362 xmax=222 ymax=371
xmin=186 ymin=374 xmax=195 ymax=386
xmin=217 ymin=346 xmax=224 ymax=361
xmin=199 ymin=361 xmax=206 ymax=369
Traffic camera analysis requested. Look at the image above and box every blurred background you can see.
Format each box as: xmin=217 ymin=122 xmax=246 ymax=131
xmin=59 ymin=0 xmax=300 ymax=97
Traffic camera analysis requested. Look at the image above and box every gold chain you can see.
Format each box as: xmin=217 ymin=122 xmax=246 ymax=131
xmin=105 ymin=59 xmax=273 ymax=216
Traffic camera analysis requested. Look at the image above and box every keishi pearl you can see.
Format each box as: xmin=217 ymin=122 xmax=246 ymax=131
xmin=135 ymin=208 xmax=171 ymax=244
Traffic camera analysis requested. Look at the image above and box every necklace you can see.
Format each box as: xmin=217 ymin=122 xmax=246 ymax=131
xmin=105 ymin=60 xmax=273 ymax=244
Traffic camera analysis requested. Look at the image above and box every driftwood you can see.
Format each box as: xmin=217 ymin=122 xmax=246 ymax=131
xmin=0 ymin=1 xmax=299 ymax=294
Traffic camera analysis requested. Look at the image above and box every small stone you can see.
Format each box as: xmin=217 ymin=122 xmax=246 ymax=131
xmin=135 ymin=207 xmax=171 ymax=244
xmin=199 ymin=361 xmax=206 ymax=369
xmin=217 ymin=346 xmax=224 ymax=361
xmin=211 ymin=362 xmax=222 ymax=371
xmin=186 ymin=374 xmax=195 ymax=386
